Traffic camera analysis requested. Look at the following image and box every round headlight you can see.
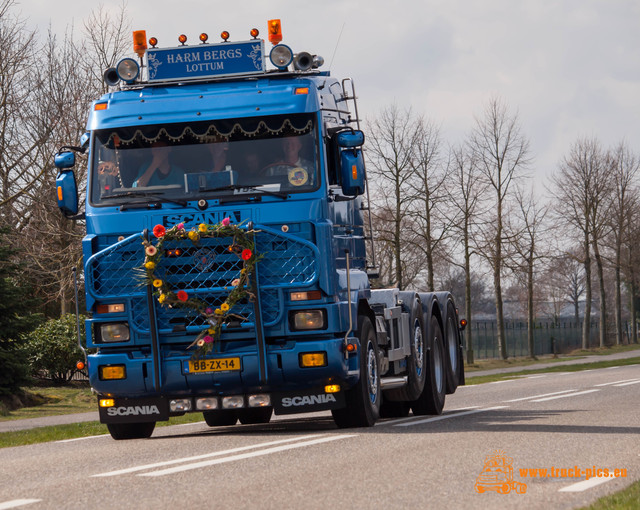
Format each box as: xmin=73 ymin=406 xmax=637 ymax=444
xmin=269 ymin=44 xmax=293 ymax=70
xmin=116 ymin=58 xmax=140 ymax=82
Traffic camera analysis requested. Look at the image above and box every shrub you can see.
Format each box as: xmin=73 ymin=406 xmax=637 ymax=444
xmin=23 ymin=314 xmax=86 ymax=383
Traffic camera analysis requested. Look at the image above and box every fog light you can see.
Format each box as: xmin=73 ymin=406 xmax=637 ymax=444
xmin=222 ymin=396 xmax=245 ymax=409
xmin=300 ymin=352 xmax=327 ymax=368
xmin=99 ymin=398 xmax=115 ymax=407
xmin=248 ymin=394 xmax=271 ymax=407
xmin=325 ymin=384 xmax=340 ymax=393
xmin=196 ymin=397 xmax=219 ymax=410
xmin=170 ymin=399 xmax=192 ymax=412
xmin=99 ymin=365 xmax=126 ymax=380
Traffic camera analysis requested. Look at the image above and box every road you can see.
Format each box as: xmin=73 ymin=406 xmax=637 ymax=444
xmin=1 ymin=363 xmax=638 ymax=510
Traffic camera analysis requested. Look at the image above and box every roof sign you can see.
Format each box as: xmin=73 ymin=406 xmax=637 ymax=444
xmin=146 ymin=40 xmax=265 ymax=82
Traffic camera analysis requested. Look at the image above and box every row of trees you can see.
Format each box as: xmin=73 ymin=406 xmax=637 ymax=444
xmin=365 ymin=102 xmax=640 ymax=362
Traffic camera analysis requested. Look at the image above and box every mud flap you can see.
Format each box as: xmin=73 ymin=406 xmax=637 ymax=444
xmin=98 ymin=396 xmax=169 ymax=423
xmin=272 ymin=388 xmax=345 ymax=415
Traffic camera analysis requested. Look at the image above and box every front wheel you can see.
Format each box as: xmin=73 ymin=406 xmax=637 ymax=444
xmin=107 ymin=422 xmax=156 ymax=440
xmin=332 ymin=316 xmax=381 ymax=428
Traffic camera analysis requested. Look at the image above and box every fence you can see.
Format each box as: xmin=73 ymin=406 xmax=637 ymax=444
xmin=466 ymin=319 xmax=619 ymax=359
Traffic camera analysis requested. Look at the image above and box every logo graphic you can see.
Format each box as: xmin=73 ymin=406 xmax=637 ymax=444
xmin=475 ymin=450 xmax=527 ymax=495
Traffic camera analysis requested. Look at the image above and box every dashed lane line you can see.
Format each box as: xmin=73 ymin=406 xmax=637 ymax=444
xmin=503 ymin=389 xmax=576 ymax=402
xmin=613 ymin=379 xmax=640 ymax=387
xmin=0 ymin=501 xmax=41 ymax=510
xmin=394 ymin=406 xmax=509 ymax=427
xmin=594 ymin=378 xmax=640 ymax=387
xmin=139 ymin=434 xmax=357 ymax=477
xmin=558 ymin=473 xmax=618 ymax=492
xmin=93 ymin=434 xmax=326 ymax=477
xmin=530 ymin=389 xmax=600 ymax=402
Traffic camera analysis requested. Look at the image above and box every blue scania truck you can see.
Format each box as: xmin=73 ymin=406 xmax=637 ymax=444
xmin=55 ymin=21 xmax=465 ymax=440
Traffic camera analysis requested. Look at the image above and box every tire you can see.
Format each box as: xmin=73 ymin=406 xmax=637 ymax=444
xmin=411 ymin=315 xmax=446 ymax=415
xmin=107 ymin=422 xmax=155 ymax=440
xmin=444 ymin=301 xmax=461 ymax=394
xmin=203 ymin=409 xmax=238 ymax=426
xmin=332 ymin=316 xmax=381 ymax=428
xmin=379 ymin=400 xmax=410 ymax=418
xmin=237 ymin=407 xmax=273 ymax=425
xmin=386 ymin=295 xmax=426 ymax=402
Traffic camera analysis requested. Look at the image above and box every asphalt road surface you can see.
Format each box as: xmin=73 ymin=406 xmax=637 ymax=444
xmin=1 ymin=363 xmax=638 ymax=510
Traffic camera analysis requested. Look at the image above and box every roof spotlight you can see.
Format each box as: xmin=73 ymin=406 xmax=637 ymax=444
xmin=269 ymin=44 xmax=293 ymax=70
xmin=116 ymin=58 xmax=140 ymax=83
xmin=200 ymin=33 xmax=208 ymax=43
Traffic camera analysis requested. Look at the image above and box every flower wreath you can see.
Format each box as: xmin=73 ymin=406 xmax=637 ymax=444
xmin=140 ymin=218 xmax=259 ymax=359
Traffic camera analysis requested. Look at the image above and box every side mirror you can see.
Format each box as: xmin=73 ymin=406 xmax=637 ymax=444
xmin=340 ymin=148 xmax=365 ymax=196
xmin=336 ymin=130 xmax=364 ymax=148
xmin=56 ymin=170 xmax=78 ymax=217
xmin=54 ymin=151 xmax=76 ymax=169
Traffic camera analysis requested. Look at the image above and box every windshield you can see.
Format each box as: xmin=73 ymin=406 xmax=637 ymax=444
xmin=90 ymin=113 xmax=318 ymax=205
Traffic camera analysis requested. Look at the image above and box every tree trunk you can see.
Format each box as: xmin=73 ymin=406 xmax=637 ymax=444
xmin=464 ymin=229 xmax=473 ymax=364
xmin=582 ymin=235 xmax=592 ymax=349
xmin=527 ymin=256 xmax=535 ymax=358
xmin=592 ymin=239 xmax=607 ymax=348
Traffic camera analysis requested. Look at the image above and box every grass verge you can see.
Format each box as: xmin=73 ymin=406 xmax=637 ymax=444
xmin=465 ymin=356 xmax=640 ymax=385
xmin=0 ymin=412 xmax=206 ymax=448
xmin=581 ymin=479 xmax=640 ymax=510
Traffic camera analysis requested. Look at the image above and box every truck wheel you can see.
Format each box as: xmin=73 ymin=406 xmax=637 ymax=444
xmin=332 ymin=316 xmax=381 ymax=428
xmin=203 ymin=410 xmax=237 ymax=426
xmin=444 ymin=301 xmax=461 ymax=393
xmin=411 ymin=315 xmax=445 ymax=415
xmin=386 ymin=295 xmax=426 ymax=402
xmin=237 ymin=407 xmax=273 ymax=424
xmin=107 ymin=422 xmax=155 ymax=440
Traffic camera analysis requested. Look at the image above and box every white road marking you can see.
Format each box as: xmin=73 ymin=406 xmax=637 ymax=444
xmin=490 ymin=380 xmax=516 ymax=384
xmin=531 ymin=389 xmax=600 ymax=402
xmin=139 ymin=434 xmax=357 ymax=477
xmin=594 ymin=378 xmax=640 ymax=387
xmin=613 ymin=379 xmax=640 ymax=387
xmin=93 ymin=434 xmax=326 ymax=477
xmin=56 ymin=434 xmax=110 ymax=443
xmin=558 ymin=474 xmax=617 ymax=492
xmin=377 ymin=407 xmax=482 ymax=427
xmin=605 ymin=366 xmax=621 ymax=370
xmin=394 ymin=406 xmax=509 ymax=427
xmin=525 ymin=375 xmax=547 ymax=379
xmin=503 ymin=389 xmax=576 ymax=402
xmin=0 ymin=500 xmax=41 ymax=510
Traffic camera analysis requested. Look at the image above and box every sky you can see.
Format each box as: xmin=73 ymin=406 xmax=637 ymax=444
xmin=25 ymin=0 xmax=640 ymax=189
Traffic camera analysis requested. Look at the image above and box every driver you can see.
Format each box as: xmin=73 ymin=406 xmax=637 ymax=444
xmin=264 ymin=136 xmax=313 ymax=185
xmin=133 ymin=140 xmax=185 ymax=187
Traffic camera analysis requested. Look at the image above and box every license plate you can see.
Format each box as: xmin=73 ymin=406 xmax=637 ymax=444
xmin=186 ymin=357 xmax=241 ymax=374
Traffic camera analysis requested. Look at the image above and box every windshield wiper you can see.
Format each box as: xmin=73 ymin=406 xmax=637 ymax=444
xmin=101 ymin=190 xmax=188 ymax=206
xmin=198 ymin=184 xmax=288 ymax=199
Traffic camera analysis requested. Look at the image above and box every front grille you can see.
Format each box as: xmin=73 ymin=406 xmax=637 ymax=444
xmin=86 ymin=225 xmax=319 ymax=335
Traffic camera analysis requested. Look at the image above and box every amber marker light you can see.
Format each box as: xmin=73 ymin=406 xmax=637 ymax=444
xmin=325 ymin=384 xmax=340 ymax=393
xmin=94 ymin=103 xmax=108 ymax=111
xmin=268 ymin=19 xmax=282 ymax=45
xmin=345 ymin=343 xmax=357 ymax=353
xmin=99 ymin=399 xmax=115 ymax=408
xmin=299 ymin=352 xmax=327 ymax=368
xmin=200 ymin=33 xmax=208 ymax=43
xmin=178 ymin=34 xmax=187 ymax=45
xmin=149 ymin=37 xmax=158 ymax=48
xmin=133 ymin=30 xmax=147 ymax=58
xmin=221 ymin=31 xmax=230 ymax=41
xmin=460 ymin=318 xmax=468 ymax=330
xmin=76 ymin=361 xmax=85 ymax=371
xmin=250 ymin=28 xmax=259 ymax=39
xmin=294 ymin=87 xmax=309 ymax=95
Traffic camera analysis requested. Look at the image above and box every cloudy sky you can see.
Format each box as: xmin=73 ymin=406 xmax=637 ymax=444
xmin=27 ymin=0 xmax=640 ymax=188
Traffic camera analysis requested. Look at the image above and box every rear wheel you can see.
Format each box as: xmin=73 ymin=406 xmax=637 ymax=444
xmin=332 ymin=316 xmax=381 ymax=428
xmin=107 ymin=422 xmax=156 ymax=440
xmin=203 ymin=409 xmax=237 ymax=426
xmin=411 ymin=315 xmax=446 ymax=415
xmin=237 ymin=407 xmax=273 ymax=425
xmin=444 ymin=301 xmax=461 ymax=393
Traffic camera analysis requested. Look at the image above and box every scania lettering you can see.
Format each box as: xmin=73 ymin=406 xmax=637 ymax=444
xmin=55 ymin=21 xmax=466 ymax=440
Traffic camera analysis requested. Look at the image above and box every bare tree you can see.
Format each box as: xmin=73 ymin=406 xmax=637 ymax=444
xmin=607 ymin=141 xmax=639 ymax=345
xmin=367 ymin=105 xmax=422 ymax=289
xmin=468 ymin=97 xmax=531 ymax=359
xmin=550 ymin=138 xmax=611 ymax=348
xmin=407 ymin=118 xmax=450 ymax=291
xmin=446 ymin=143 xmax=485 ymax=363
xmin=508 ymin=186 xmax=549 ymax=358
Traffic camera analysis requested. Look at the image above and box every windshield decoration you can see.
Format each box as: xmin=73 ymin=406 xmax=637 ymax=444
xmin=91 ymin=113 xmax=318 ymax=205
